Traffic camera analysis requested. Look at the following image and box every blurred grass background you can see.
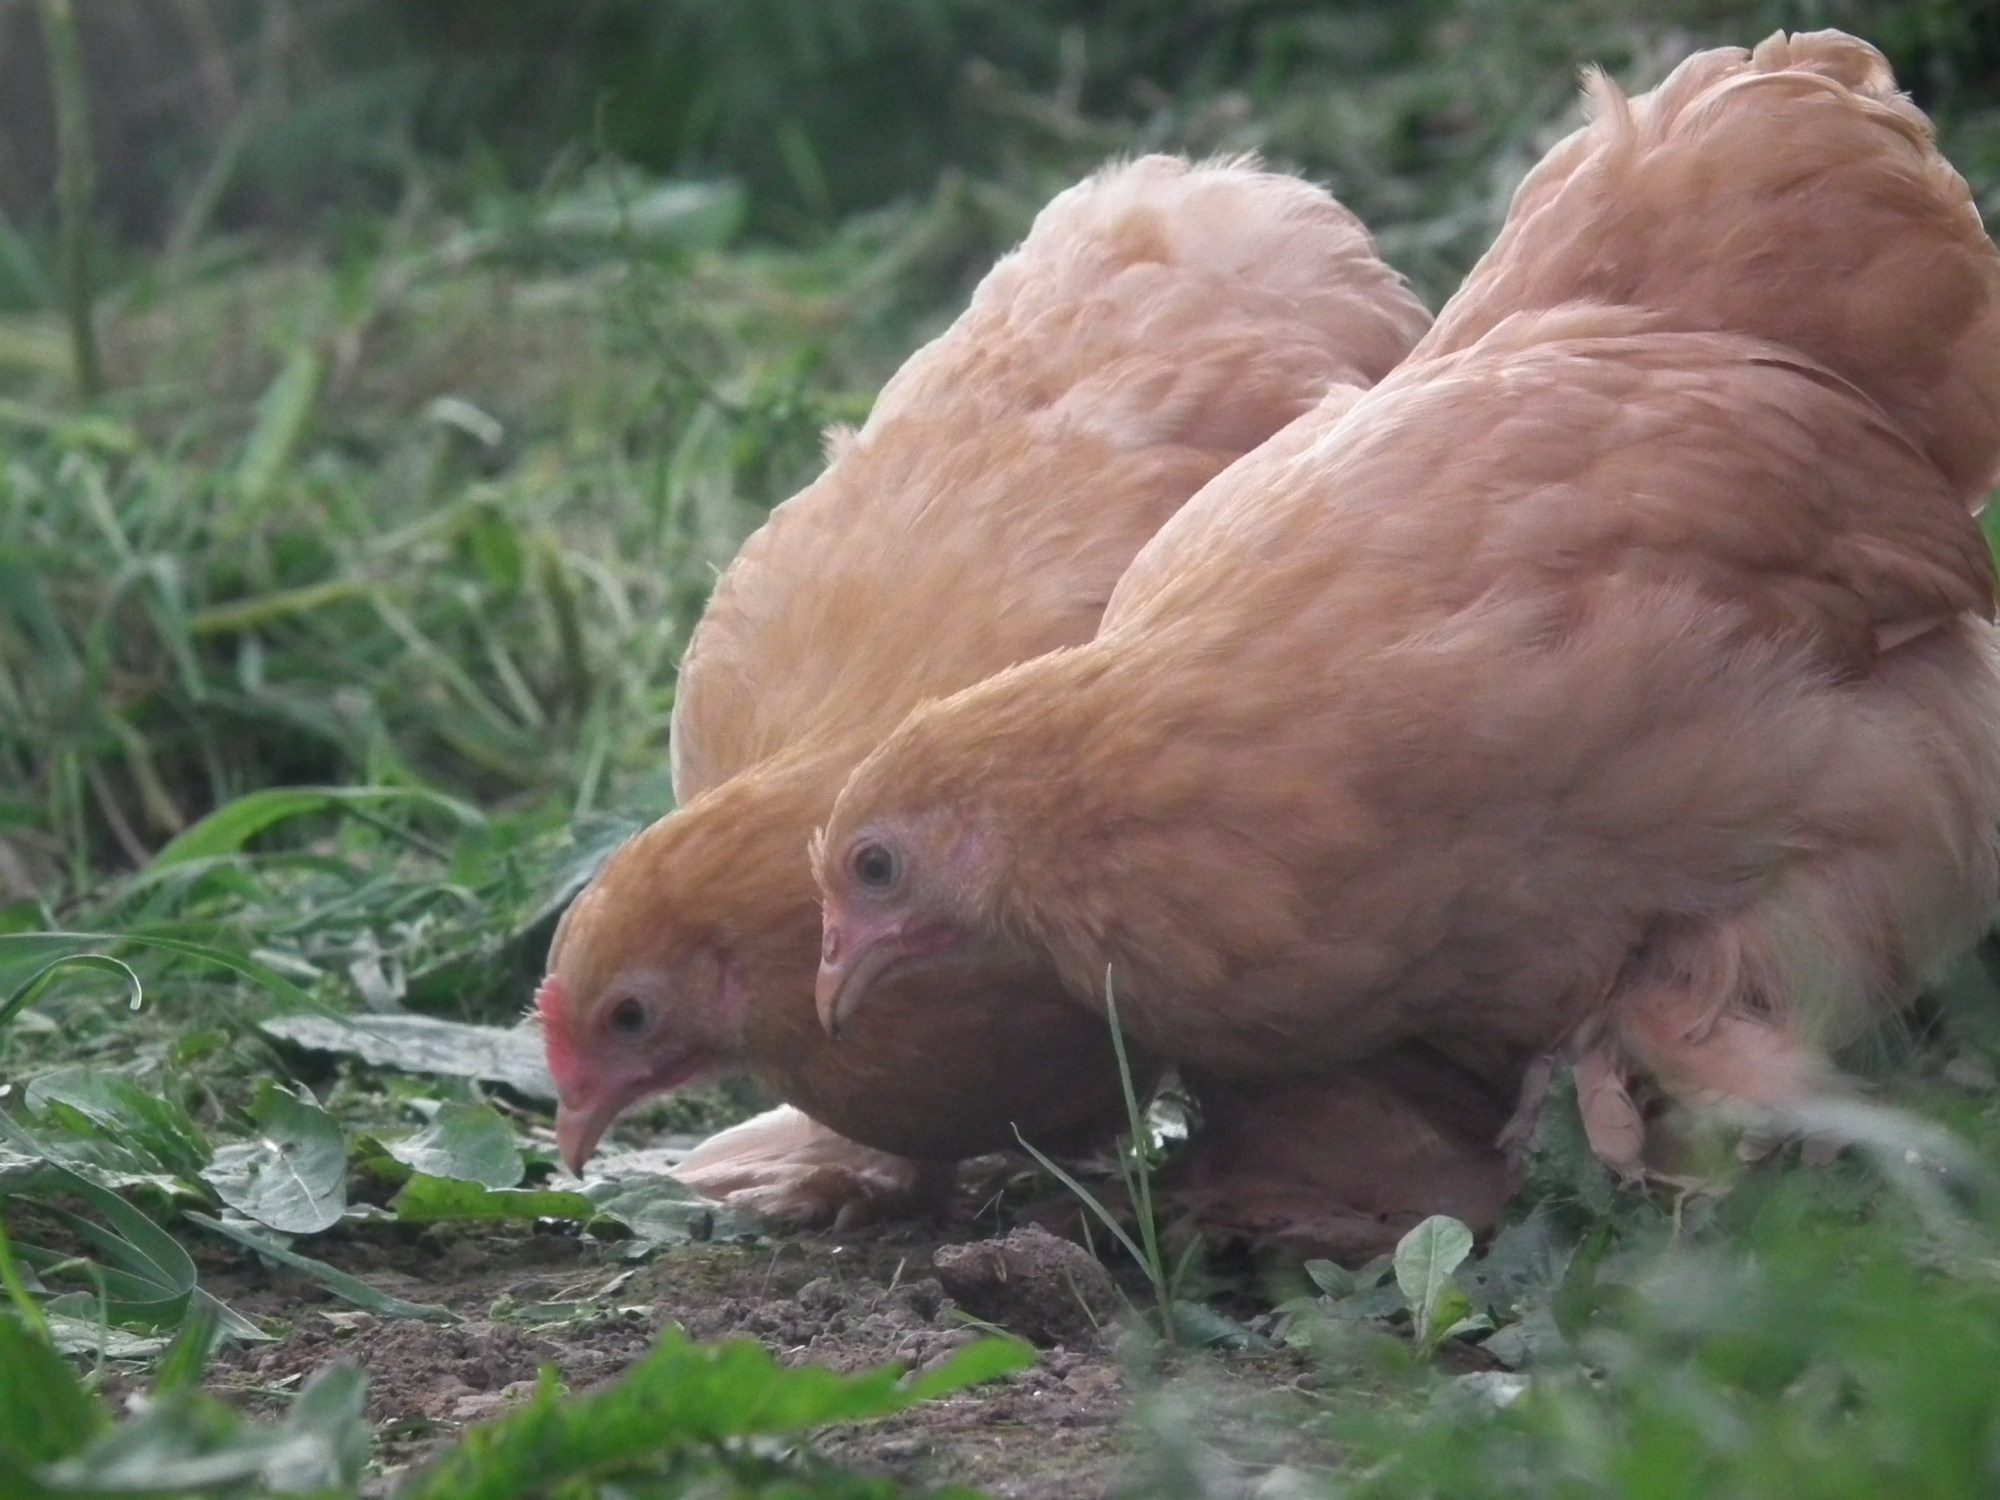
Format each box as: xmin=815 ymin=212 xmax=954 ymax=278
xmin=0 ymin=0 xmax=1995 ymax=1028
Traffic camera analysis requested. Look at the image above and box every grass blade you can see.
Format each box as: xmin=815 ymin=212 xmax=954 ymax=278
xmin=149 ymin=785 xmax=485 ymax=869
xmin=1010 ymin=1125 xmax=1152 ymax=1277
xmin=0 ymin=954 xmax=140 ymax=1041
xmin=184 ymin=1212 xmax=456 ymax=1323
xmin=234 ymin=345 xmax=321 ymax=515
xmin=0 ymin=933 xmax=330 ymax=1015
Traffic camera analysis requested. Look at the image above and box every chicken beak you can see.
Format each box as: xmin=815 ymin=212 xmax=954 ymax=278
xmin=555 ymin=1097 xmax=617 ymax=1177
xmin=815 ymin=936 xmax=903 ymax=1040
xmin=816 ymin=914 xmax=964 ymax=1038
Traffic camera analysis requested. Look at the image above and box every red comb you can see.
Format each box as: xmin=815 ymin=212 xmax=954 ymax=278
xmin=534 ymin=975 xmax=582 ymax=1096
xmin=535 ymin=974 xmax=569 ymax=1019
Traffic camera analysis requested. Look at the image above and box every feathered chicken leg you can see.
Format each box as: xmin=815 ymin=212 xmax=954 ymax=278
xmin=1167 ymin=1050 xmax=1520 ymax=1262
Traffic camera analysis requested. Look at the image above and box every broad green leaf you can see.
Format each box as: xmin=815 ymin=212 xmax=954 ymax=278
xmin=259 ymin=1012 xmax=555 ymax=1100
xmin=384 ymin=1102 xmax=523 ymax=1189
xmin=201 ymin=1083 xmax=348 ymax=1234
xmin=149 ymin=785 xmax=484 ymax=870
xmin=1394 ymin=1215 xmax=1475 ymax=1349
xmin=584 ymin=1173 xmax=760 ymax=1244
xmin=392 ymin=1175 xmax=596 ymax=1225
xmin=1167 ymin=1300 xmax=1267 ymax=1351
xmin=42 ymin=1314 xmax=171 ymax=1360
xmin=276 ymin=1363 xmax=372 ymax=1489
xmin=185 ymin=1213 xmax=455 ymax=1323
xmin=1439 ymin=1306 xmax=1495 ymax=1344
xmin=1420 ymin=1285 xmax=1484 ymax=1349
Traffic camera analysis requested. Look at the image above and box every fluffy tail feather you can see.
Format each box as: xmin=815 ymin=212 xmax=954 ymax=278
xmin=1423 ymin=29 xmax=2000 ymax=502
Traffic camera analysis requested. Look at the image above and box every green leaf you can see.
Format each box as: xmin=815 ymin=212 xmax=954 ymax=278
xmin=396 ymin=1330 xmax=1027 ymax=1500
xmin=1394 ymin=1215 xmax=1475 ymax=1349
xmin=462 ymin=503 xmax=524 ymax=593
xmin=201 ymin=1082 xmax=348 ymax=1234
xmin=42 ymin=1363 xmax=370 ymax=1495
xmin=538 ymin=176 xmax=746 ymax=250
xmin=583 ymin=1173 xmax=759 ymax=1244
xmin=41 ymin=1314 xmax=171 ymax=1360
xmin=0 ymin=395 xmax=135 ymax=453
xmin=1167 ymin=1300 xmax=1267 ymax=1351
xmin=384 ymin=1102 xmax=523 ymax=1189
xmin=148 ymin=784 xmax=484 ymax=870
xmin=150 ymin=1303 xmax=217 ymax=1397
xmin=193 ymin=1290 xmax=277 ymax=1349
xmin=278 ymin=1363 xmax=373 ymax=1488
xmin=392 ymin=1176 xmax=596 ymax=1225
xmin=0 ymin=1313 xmax=106 ymax=1465
xmin=1304 ymin=1258 xmax=1356 ymax=1298
xmin=185 ymin=1212 xmax=456 ymax=1323
xmin=259 ymin=1012 xmax=555 ymax=1101
xmin=1009 ymin=1124 xmax=1153 ymax=1282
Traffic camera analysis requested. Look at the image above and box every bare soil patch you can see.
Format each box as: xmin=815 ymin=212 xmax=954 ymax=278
xmin=195 ymin=1186 xmax=1300 ymax=1499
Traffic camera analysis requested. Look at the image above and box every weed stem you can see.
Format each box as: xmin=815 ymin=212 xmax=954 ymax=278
xmin=35 ymin=0 xmax=104 ymax=404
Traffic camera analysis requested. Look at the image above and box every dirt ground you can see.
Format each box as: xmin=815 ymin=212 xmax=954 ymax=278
xmin=199 ymin=1181 xmax=1324 ymax=1500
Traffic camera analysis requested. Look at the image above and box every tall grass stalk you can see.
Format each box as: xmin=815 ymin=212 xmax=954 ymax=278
xmin=35 ymin=0 xmax=104 ymax=403
xmin=1015 ymin=969 xmax=1192 ymax=1344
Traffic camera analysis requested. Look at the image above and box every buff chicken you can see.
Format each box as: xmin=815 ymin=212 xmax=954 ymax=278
xmin=814 ymin=31 xmax=2000 ymax=1249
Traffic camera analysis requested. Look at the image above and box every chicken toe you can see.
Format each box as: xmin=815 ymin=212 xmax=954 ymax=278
xmin=673 ymin=1105 xmax=955 ymax=1228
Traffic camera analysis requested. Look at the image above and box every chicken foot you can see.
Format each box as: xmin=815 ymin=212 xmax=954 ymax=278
xmin=672 ymin=1105 xmax=955 ymax=1229
xmin=1595 ymin=982 xmax=1865 ymax=1177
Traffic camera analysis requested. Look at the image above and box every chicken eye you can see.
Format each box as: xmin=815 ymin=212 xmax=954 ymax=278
xmin=849 ymin=839 xmax=901 ymax=892
xmin=607 ymin=996 xmax=649 ymax=1037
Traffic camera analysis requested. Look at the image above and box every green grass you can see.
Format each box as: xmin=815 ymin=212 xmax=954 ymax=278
xmin=3 ymin=1 xmax=2000 ymax=1495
